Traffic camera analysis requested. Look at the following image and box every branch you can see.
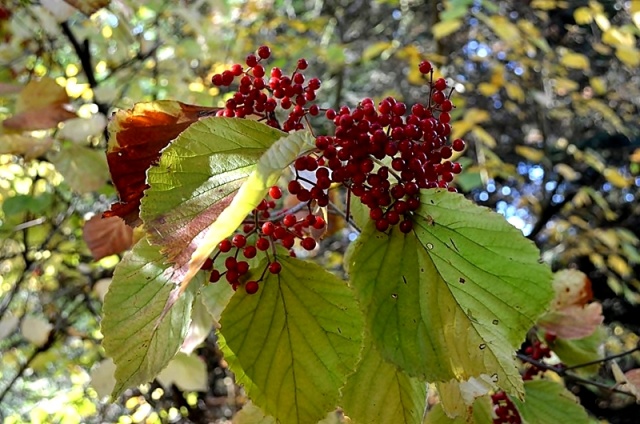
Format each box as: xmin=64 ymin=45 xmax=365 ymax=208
xmin=516 ymin=353 xmax=636 ymax=397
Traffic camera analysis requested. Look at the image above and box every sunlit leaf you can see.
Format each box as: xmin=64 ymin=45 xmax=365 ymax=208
xmin=157 ymin=352 xmax=208 ymax=392
xmin=560 ymin=52 xmax=590 ymax=70
xmin=423 ymin=396 xmax=493 ymax=423
xmin=341 ymin=334 xmax=426 ymax=424
xmin=233 ymin=402 xmax=276 ymax=424
xmin=49 ymin=144 xmax=110 ymax=193
xmin=219 ymin=257 xmax=363 ymax=424
xmin=180 ymin=295 xmax=214 ymax=354
xmin=511 ymin=380 xmax=590 ymax=424
xmin=603 ymin=167 xmax=631 ymax=188
xmin=0 ymin=134 xmax=53 ymax=160
xmin=615 ymin=46 xmax=640 ymax=67
xmin=432 ymin=20 xmax=462 ymax=40
xmin=2 ymin=77 xmax=76 ymax=130
xmin=436 ymin=376 xmax=495 ymax=418
xmin=573 ymin=7 xmax=593 ymax=24
xmin=102 ymin=237 xmax=198 ymax=398
xmin=471 ymin=126 xmax=496 ymax=148
xmin=104 ymin=101 xmax=219 ymax=224
xmin=146 ymin=126 xmax=314 ymax=316
xmin=58 ymin=114 xmax=108 ymax=144
xmin=349 ymin=190 xmax=553 ymax=397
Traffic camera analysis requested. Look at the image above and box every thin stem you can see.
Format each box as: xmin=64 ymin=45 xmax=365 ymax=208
xmin=516 ymin=353 xmax=635 ymax=397
xmin=563 ymin=345 xmax=640 ymax=371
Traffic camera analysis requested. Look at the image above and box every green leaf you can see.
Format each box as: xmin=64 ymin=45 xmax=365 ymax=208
xmin=141 ymin=121 xmax=314 ymax=309
xmin=49 ymin=144 xmax=110 ymax=193
xmin=511 ymin=380 xmax=590 ymax=424
xmin=101 ymin=237 xmax=198 ymax=398
xmin=233 ymin=402 xmax=276 ymax=424
xmin=550 ymin=327 xmax=605 ymax=373
xmin=219 ymin=257 xmax=364 ymax=424
xmin=349 ymin=190 xmax=553 ymax=397
xmin=199 ymin=280 xmax=235 ymax=323
xmin=341 ymin=334 xmax=426 ymax=424
xmin=423 ymin=396 xmax=493 ymax=423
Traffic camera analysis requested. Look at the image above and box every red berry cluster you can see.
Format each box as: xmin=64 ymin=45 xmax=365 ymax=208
xmin=201 ymin=186 xmax=325 ymax=294
xmin=491 ymin=391 xmax=522 ymax=424
xmin=285 ymin=60 xmax=465 ymax=233
xmin=203 ymin=46 xmax=467 ymax=292
xmin=522 ymin=339 xmax=552 ymax=380
xmin=211 ymin=46 xmax=321 ymax=132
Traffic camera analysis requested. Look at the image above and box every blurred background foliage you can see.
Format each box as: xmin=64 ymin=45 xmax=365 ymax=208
xmin=0 ymin=0 xmax=639 ymax=423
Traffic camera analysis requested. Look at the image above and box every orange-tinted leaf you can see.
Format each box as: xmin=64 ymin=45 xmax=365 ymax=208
xmin=551 ymin=269 xmax=593 ymax=309
xmin=63 ymin=0 xmax=110 ymax=15
xmin=3 ymin=77 xmax=76 ymax=131
xmin=83 ymin=215 xmax=134 ymax=260
xmin=103 ymin=101 xmax=218 ymax=225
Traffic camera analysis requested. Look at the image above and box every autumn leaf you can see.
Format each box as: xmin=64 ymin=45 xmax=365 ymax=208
xmin=103 ymin=101 xmax=219 ymax=225
xmin=64 ymin=0 xmax=110 ymax=16
xmin=2 ymin=77 xmax=76 ymax=131
xmin=83 ymin=215 xmax=134 ymax=260
xmin=0 ymin=133 xmax=53 ymax=160
xmin=538 ymin=270 xmax=604 ymax=339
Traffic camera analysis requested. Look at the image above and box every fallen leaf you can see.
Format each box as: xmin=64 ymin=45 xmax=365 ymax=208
xmin=103 ymin=101 xmax=219 ymax=225
xmin=83 ymin=216 xmax=133 ymax=260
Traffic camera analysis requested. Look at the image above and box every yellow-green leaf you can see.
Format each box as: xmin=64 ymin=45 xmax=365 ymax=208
xmin=432 ymin=19 xmax=463 ymax=40
xmin=561 ymin=52 xmax=590 ymax=70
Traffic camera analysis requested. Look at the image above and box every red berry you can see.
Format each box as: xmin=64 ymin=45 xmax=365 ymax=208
xmin=452 ymin=138 xmax=466 ymax=152
xmin=269 ymin=186 xmax=282 ymax=199
xmin=375 ymin=218 xmax=389 ymax=232
xmin=224 ymin=256 xmax=237 ymax=270
xmin=434 ymin=78 xmax=447 ymax=91
xmin=252 ymin=65 xmax=265 ymax=78
xmin=243 ymin=245 xmax=257 ymax=258
xmin=262 ymin=221 xmax=275 ymax=236
xmin=201 ymin=257 xmax=214 ymax=271
xmin=418 ymin=60 xmax=432 ymax=74
xmin=246 ymin=54 xmax=259 ymax=67
xmin=256 ymin=237 xmax=270 ymax=251
xmin=399 ymin=220 xmax=413 ymax=233
xmin=232 ymin=234 xmax=247 ymax=248
xmin=209 ymin=269 xmax=221 ymax=283
xmin=297 ymin=58 xmax=308 ymax=70
xmin=432 ymin=91 xmax=445 ymax=104
xmin=283 ymin=214 xmax=297 ymax=227
xmin=219 ymin=239 xmax=232 ymax=253
xmin=245 ymin=281 xmax=259 ymax=294
xmin=236 ymin=261 xmax=250 ymax=275
xmin=269 ymin=262 xmax=282 ymax=274
xmin=230 ymin=63 xmax=243 ymax=76
xmin=301 ymin=237 xmax=316 ymax=250
xmin=257 ymin=45 xmax=271 ymax=59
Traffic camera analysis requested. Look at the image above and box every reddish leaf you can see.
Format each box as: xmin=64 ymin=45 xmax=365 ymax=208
xmin=103 ymin=101 xmax=218 ymax=225
xmin=83 ymin=215 xmax=134 ymax=260
xmin=63 ymin=0 xmax=110 ymax=16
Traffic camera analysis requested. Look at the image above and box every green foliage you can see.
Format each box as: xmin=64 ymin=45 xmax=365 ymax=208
xmin=512 ymin=380 xmax=591 ymax=424
xmin=218 ymin=256 xmax=363 ymax=424
xmin=341 ymin=335 xmax=426 ymax=424
xmin=349 ymin=190 xmax=553 ymax=396
xmin=101 ymin=237 xmax=198 ymax=398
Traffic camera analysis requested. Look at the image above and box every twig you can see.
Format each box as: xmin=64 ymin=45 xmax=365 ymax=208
xmin=516 ymin=353 xmax=636 ymax=397
xmin=563 ymin=345 xmax=640 ymax=371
